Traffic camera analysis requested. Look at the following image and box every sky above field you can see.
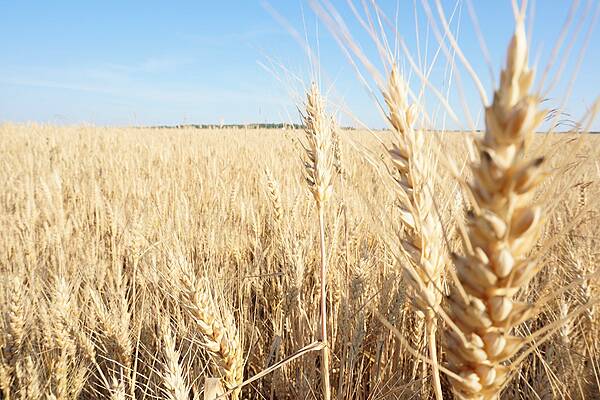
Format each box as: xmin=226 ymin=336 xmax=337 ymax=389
xmin=1 ymin=1 xmax=599 ymax=130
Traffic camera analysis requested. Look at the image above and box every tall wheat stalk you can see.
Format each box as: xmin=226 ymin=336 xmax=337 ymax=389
xmin=301 ymin=82 xmax=335 ymax=400
xmin=178 ymin=267 xmax=244 ymax=399
xmin=445 ymin=13 xmax=548 ymax=399
xmin=382 ymin=65 xmax=446 ymax=400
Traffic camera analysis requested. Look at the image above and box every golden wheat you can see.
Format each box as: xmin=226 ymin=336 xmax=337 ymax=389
xmin=177 ymin=263 xmax=244 ymax=398
xmin=301 ymin=82 xmax=336 ymax=400
xmin=445 ymin=15 xmax=549 ymax=399
xmin=382 ymin=65 xmax=447 ymax=399
xmin=0 ymin=124 xmax=598 ymax=399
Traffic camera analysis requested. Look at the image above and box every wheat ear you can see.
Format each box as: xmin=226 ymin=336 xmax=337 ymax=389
xmin=264 ymin=168 xmax=284 ymax=231
xmin=445 ymin=15 xmax=548 ymax=399
xmin=2 ymin=276 xmax=26 ymax=370
xmin=383 ymin=65 xmax=445 ymax=400
xmin=303 ymin=82 xmax=335 ymax=206
xmin=109 ymin=377 xmax=126 ymax=400
xmin=302 ymin=82 xmax=335 ymax=400
xmin=179 ymin=269 xmax=243 ymax=399
xmin=159 ymin=318 xmax=190 ymax=400
xmin=15 ymin=356 xmax=41 ymax=400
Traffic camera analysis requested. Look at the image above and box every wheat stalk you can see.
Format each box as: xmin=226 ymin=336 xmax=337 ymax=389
xmin=301 ymin=82 xmax=335 ymax=400
xmin=382 ymin=65 xmax=446 ymax=400
xmin=178 ymin=267 xmax=243 ymax=399
xmin=331 ymin=121 xmax=344 ymax=176
xmin=15 ymin=356 xmax=41 ymax=400
xmin=47 ymin=277 xmax=79 ymax=400
xmin=109 ymin=377 xmax=126 ymax=400
xmin=264 ymin=168 xmax=284 ymax=231
xmin=2 ymin=276 xmax=26 ymax=370
xmin=90 ymin=289 xmax=133 ymax=373
xmin=445 ymin=14 xmax=548 ymax=399
xmin=159 ymin=318 xmax=190 ymax=400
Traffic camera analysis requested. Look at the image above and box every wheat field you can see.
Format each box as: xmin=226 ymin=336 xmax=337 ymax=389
xmin=1 ymin=122 xmax=599 ymax=399
xmin=2 ymin=1 xmax=600 ymax=398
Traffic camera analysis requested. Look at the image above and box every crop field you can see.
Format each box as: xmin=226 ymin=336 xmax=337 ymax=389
xmin=2 ymin=0 xmax=600 ymax=399
xmin=1 ymin=123 xmax=599 ymax=399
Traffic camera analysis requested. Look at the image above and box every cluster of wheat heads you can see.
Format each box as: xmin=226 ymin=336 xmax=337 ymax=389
xmin=308 ymin=0 xmax=599 ymax=398
xmin=371 ymin=7 xmax=596 ymax=400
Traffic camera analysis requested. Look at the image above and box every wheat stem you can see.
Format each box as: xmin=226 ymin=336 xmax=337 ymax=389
xmin=318 ymin=206 xmax=331 ymax=400
xmin=301 ymin=82 xmax=335 ymax=400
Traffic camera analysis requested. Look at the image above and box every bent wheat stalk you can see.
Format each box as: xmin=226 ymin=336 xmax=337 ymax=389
xmin=383 ymin=65 xmax=446 ymax=400
xmin=178 ymin=269 xmax=244 ymax=399
xmin=301 ymin=82 xmax=335 ymax=400
xmin=445 ymin=14 xmax=548 ymax=399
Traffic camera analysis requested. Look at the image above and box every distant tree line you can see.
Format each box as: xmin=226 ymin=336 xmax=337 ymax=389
xmin=143 ymin=123 xmax=360 ymax=130
xmin=137 ymin=124 xmax=598 ymax=134
xmin=146 ymin=123 xmax=305 ymax=129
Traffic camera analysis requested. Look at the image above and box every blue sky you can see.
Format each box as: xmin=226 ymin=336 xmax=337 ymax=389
xmin=0 ymin=1 xmax=598 ymax=130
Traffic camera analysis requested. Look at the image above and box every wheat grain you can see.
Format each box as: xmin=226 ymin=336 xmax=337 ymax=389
xmin=15 ymin=356 xmax=41 ymax=400
xmin=302 ymin=82 xmax=335 ymax=207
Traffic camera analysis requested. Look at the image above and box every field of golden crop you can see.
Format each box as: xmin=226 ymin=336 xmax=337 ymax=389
xmin=1 ymin=123 xmax=598 ymax=399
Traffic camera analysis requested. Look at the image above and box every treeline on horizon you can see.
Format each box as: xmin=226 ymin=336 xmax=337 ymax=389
xmin=138 ymin=123 xmax=598 ymax=134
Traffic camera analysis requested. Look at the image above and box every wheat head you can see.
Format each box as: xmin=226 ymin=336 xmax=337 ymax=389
xmin=178 ymin=268 xmax=243 ymax=399
xmin=445 ymin=15 xmax=548 ymax=399
xmin=302 ymin=82 xmax=335 ymax=207
xmin=382 ymin=65 xmax=447 ymax=399
xmin=159 ymin=317 xmax=190 ymax=400
xmin=301 ymin=82 xmax=335 ymax=400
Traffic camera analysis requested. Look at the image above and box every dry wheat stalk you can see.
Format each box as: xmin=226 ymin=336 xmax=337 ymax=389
xmin=331 ymin=121 xmax=344 ymax=176
xmin=383 ymin=65 xmax=446 ymax=400
xmin=109 ymin=377 xmax=126 ymax=400
xmin=159 ymin=318 xmax=190 ymax=400
xmin=0 ymin=278 xmax=24 ymax=400
xmin=2 ymin=276 xmax=26 ymax=370
xmin=90 ymin=290 xmax=132 ymax=372
xmin=46 ymin=277 xmax=79 ymax=400
xmin=178 ymin=267 xmax=243 ymax=399
xmin=264 ymin=169 xmax=284 ymax=231
xmin=301 ymin=82 xmax=335 ymax=400
xmin=445 ymin=15 xmax=548 ymax=399
xmin=15 ymin=356 xmax=41 ymax=400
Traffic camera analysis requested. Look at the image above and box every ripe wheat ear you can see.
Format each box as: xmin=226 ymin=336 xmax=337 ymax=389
xmin=445 ymin=14 xmax=548 ymax=400
xmin=177 ymin=265 xmax=244 ymax=399
xmin=301 ymin=82 xmax=335 ymax=400
xmin=383 ymin=65 xmax=446 ymax=400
